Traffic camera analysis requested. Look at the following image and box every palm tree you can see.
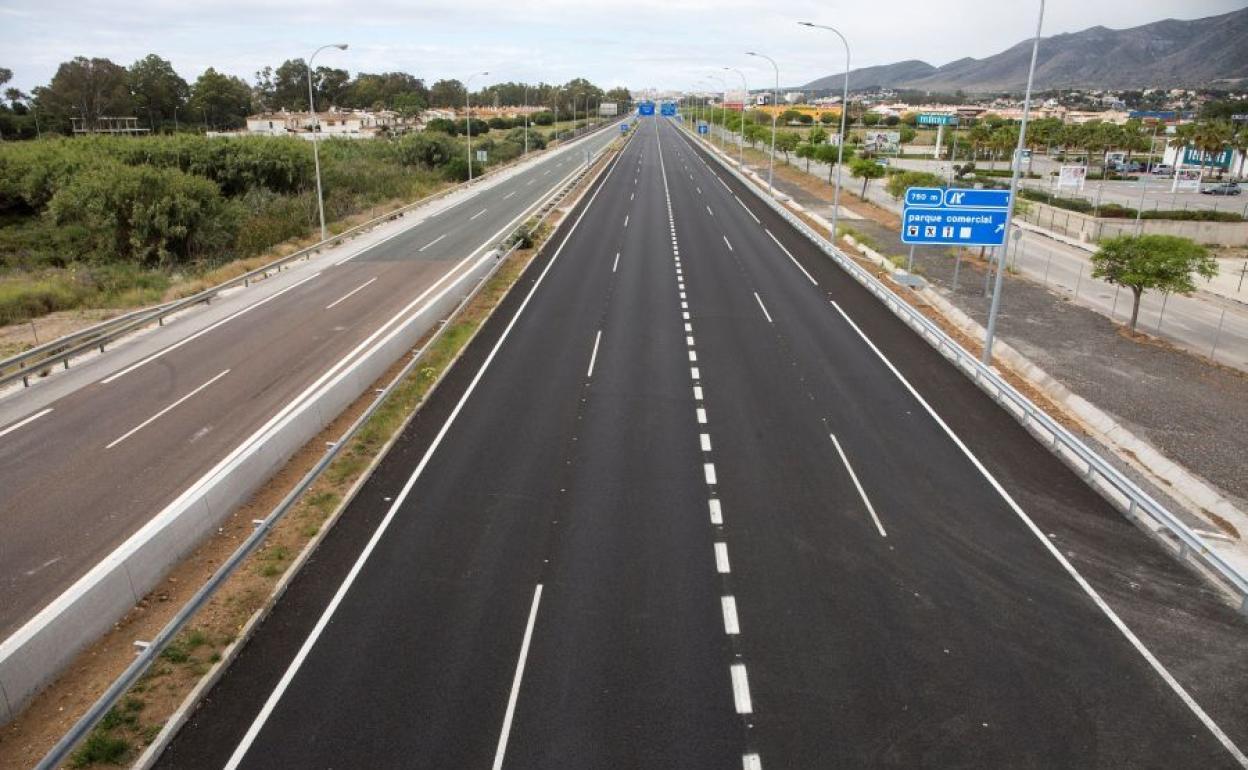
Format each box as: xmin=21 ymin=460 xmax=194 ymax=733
xmin=968 ymin=121 xmax=992 ymax=165
xmin=1192 ymin=121 xmax=1233 ymax=179
xmin=1230 ymin=127 xmax=1248 ymax=179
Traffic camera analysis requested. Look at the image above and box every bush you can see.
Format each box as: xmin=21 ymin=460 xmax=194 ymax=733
xmin=531 ymin=111 xmax=555 ymax=126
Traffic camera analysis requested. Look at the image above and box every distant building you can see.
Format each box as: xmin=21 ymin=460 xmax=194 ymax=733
xmin=225 ymin=109 xmax=416 ymax=140
xmin=71 ymin=116 xmax=150 ymax=135
xmin=783 ymin=92 xmax=804 ymax=105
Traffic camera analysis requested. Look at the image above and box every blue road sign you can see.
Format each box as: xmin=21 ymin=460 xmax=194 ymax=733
xmin=697 ymin=122 xmax=709 ymax=135
xmin=620 ymin=123 xmax=629 ymax=133
xmin=660 ymin=102 xmax=677 ymax=117
xmin=902 ymin=185 xmax=1011 ymax=246
xmin=916 ymin=113 xmax=959 ymax=126
xmin=638 ymin=101 xmax=655 ymax=116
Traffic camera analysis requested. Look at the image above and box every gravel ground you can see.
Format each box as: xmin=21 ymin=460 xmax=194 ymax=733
xmin=778 ymin=179 xmax=1248 ymax=509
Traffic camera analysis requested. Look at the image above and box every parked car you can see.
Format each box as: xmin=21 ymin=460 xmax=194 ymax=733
xmin=1151 ymin=164 xmax=1173 ymax=176
xmin=1201 ymin=182 xmax=1241 ymax=196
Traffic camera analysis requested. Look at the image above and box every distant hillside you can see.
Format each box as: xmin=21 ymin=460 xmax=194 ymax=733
xmin=798 ymin=8 xmax=1248 ymax=93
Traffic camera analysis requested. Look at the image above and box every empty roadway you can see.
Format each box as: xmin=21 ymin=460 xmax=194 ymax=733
xmin=158 ymin=117 xmax=1248 ymax=768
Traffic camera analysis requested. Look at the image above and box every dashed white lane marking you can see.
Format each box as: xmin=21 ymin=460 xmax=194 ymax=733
xmin=829 ymin=433 xmax=888 ymax=538
xmin=586 ymin=330 xmax=603 ymax=377
xmin=690 ymin=366 xmax=700 ymax=379
xmin=612 ymin=252 xmax=620 ymax=273
xmin=704 ymin=463 xmax=717 ymax=485
xmin=682 ymin=311 xmax=690 ymax=320
xmin=721 ymin=596 xmax=741 ymax=634
xmin=418 ymin=233 xmax=448 ymax=252
xmin=753 ymin=292 xmax=773 ymax=324
xmin=730 ymin=663 xmax=753 ymax=713
xmin=526 ymin=179 xmax=535 ymax=185
xmin=543 ymin=169 xmax=551 ymax=176
xmin=0 ymin=407 xmax=53 ymax=439
xmin=734 ymin=195 xmax=761 ymax=223
xmin=708 ymin=498 xmax=723 ymax=525
xmin=714 ymin=542 xmax=731 ymax=573
xmin=682 ymin=301 xmax=688 ymax=309
xmin=686 ymin=335 xmax=695 ymax=346
xmin=503 ymin=191 xmax=517 ymax=199
xmin=697 ymin=186 xmax=702 ymax=194
xmin=765 ymin=229 xmax=818 ymax=286
xmin=630 ymin=192 xmax=635 ymax=201
xmin=696 ymin=407 xmax=707 ymax=423
xmin=700 ymin=433 xmax=712 ymax=451
xmin=684 ymin=323 xmax=693 ymax=332
xmin=743 ymin=753 xmax=763 ymax=770
xmin=706 ymin=205 xmax=714 ymax=217
xmin=470 ymin=208 xmax=488 ymax=220
xmin=325 ymin=276 xmax=378 ymax=309
xmin=723 ymin=235 xmax=733 ymax=252
xmin=693 ymin=385 xmax=703 ymax=400
xmin=688 ymin=350 xmax=698 ymax=362
xmin=491 ymin=584 xmax=543 ymax=770
xmin=106 ymin=369 xmax=230 ymax=449
xmin=624 ymin=214 xmax=630 ymax=228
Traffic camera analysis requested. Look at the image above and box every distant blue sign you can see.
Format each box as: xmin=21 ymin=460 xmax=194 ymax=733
xmin=620 ymin=123 xmax=629 ymax=133
xmin=901 ymin=185 xmax=1010 ymax=247
xmin=697 ymin=122 xmax=709 ymax=135
xmin=638 ymin=101 xmax=655 ymax=116
xmin=660 ymin=102 xmax=677 ymax=117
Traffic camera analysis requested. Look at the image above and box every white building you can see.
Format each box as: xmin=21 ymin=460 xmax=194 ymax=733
xmin=783 ymin=92 xmax=804 ymax=105
xmin=233 ymin=109 xmax=416 ymax=140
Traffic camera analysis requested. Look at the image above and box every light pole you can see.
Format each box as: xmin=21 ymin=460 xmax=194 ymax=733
xmin=799 ymin=22 xmax=850 ymax=241
xmin=464 ymin=71 xmax=488 ymax=182
xmin=746 ymin=51 xmax=779 ymax=195
xmin=307 ymin=42 xmax=348 ymax=242
xmin=724 ymin=67 xmax=747 ymax=169
xmin=708 ymin=73 xmax=729 ymax=151
xmin=982 ymin=0 xmax=1044 ymax=365
xmin=523 ymin=84 xmax=529 ymax=155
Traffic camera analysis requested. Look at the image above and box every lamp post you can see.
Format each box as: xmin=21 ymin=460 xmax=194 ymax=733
xmin=307 ymin=42 xmax=347 ymax=242
xmin=798 ymin=22 xmax=850 ymax=241
xmin=464 ymin=71 xmax=489 ymax=181
xmin=746 ymin=51 xmax=779 ymax=195
xmin=981 ymin=0 xmax=1045 ymax=365
xmin=725 ymin=67 xmax=747 ymax=169
xmin=523 ymin=84 xmax=529 ymax=155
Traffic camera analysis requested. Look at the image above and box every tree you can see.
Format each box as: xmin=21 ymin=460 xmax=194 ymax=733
xmin=819 ymin=111 xmax=838 ymax=125
xmin=849 ymin=156 xmax=885 ymax=198
xmin=862 ymin=112 xmax=880 ymax=126
xmin=34 ymin=57 xmax=133 ymax=133
xmin=780 ymin=109 xmax=802 ymax=124
xmin=429 ymin=79 xmax=466 ymax=108
xmin=796 ymin=142 xmax=817 ymax=173
xmin=188 ymin=68 xmax=253 ymax=129
xmin=1090 ymin=235 xmax=1217 ymax=332
xmin=775 ymin=130 xmax=801 ymax=164
xmin=814 ymin=144 xmax=841 ymax=183
xmin=128 ymin=54 xmax=189 ymax=131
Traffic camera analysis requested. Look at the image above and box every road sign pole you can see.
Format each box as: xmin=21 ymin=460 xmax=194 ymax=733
xmin=983 ymin=0 xmax=1044 ymax=366
xmin=907 ymin=244 xmax=916 ymax=272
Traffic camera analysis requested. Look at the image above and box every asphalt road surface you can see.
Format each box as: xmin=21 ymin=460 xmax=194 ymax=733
xmin=0 ymin=124 xmax=618 ymax=641
xmin=159 ymin=117 xmax=1248 ymax=769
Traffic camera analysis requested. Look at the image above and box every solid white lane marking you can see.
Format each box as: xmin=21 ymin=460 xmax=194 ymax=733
xmin=612 ymin=252 xmax=620 ymax=272
xmin=743 ymin=753 xmax=763 ymax=770
xmin=0 ymin=408 xmax=53 ymax=439
xmin=324 ymin=276 xmax=378 ymax=310
xmin=221 ymin=128 xmax=638 ymax=770
xmin=704 ymin=463 xmax=717 ymax=485
xmin=696 ymin=407 xmax=707 ymax=423
xmin=721 ymin=596 xmax=740 ymax=634
xmin=734 ymin=195 xmax=761 ymax=223
xmin=715 ymin=542 xmax=731 ymax=573
xmin=708 ymin=498 xmax=723 ymax=525
xmin=731 ymin=663 xmax=753 ymax=713
xmin=723 ymin=235 xmax=733 ymax=252
xmin=828 ymin=301 xmax=1247 ymax=764
xmin=492 ymin=584 xmax=543 ymax=770
xmin=418 ymin=233 xmax=448 ymax=252
xmin=587 ymin=330 xmax=603 ymax=377
xmin=106 ymin=369 xmax=230 ymax=449
xmin=470 ymin=208 xmax=488 ymax=220
xmin=700 ymin=433 xmax=712 ymax=451
xmin=765 ymin=229 xmax=818 ymax=286
xmin=829 ymin=433 xmax=887 ymax=537
xmin=101 ymin=272 xmax=320 ymax=384
xmin=753 ymin=292 xmax=773 ymax=324
xmin=503 ymin=191 xmax=516 ymax=199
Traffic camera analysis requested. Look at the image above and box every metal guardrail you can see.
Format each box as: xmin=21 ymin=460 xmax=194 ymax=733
xmin=681 ymin=124 xmax=1248 ymax=613
xmin=33 ymin=138 xmax=619 ymax=770
xmin=0 ymin=118 xmax=619 ymax=391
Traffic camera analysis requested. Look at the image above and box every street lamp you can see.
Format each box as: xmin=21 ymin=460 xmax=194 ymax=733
xmin=307 ymin=43 xmax=348 ymax=242
xmin=724 ymin=67 xmax=747 ymax=169
xmin=465 ymin=71 xmax=489 ymax=182
xmin=798 ymin=22 xmax=850 ymax=241
xmin=746 ymin=51 xmax=780 ymax=195
xmin=982 ymin=1 xmax=1045 ymax=365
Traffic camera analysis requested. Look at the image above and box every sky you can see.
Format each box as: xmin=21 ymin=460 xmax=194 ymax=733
xmin=2 ymin=0 xmax=1245 ymax=95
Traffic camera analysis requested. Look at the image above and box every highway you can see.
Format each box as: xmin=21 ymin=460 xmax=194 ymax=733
xmin=0 ymin=124 xmax=618 ymax=641
xmin=158 ymin=117 xmax=1248 ymax=768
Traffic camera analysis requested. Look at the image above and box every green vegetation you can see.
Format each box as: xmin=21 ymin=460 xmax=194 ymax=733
xmin=1091 ymin=235 xmax=1217 ymax=332
xmin=885 ymin=170 xmax=946 ymax=200
xmin=1017 ymin=188 xmax=1243 ymax=222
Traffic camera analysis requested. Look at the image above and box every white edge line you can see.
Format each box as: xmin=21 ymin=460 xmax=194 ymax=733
xmin=587 ymin=330 xmax=603 ymax=377
xmin=765 ymin=230 xmax=818 ymax=286
xmin=828 ymin=299 xmax=1248 ymax=766
xmin=106 ymin=369 xmax=231 ymax=450
xmin=100 ymin=272 xmax=320 ymax=385
xmin=491 ymin=584 xmax=543 ymax=770
xmin=753 ymin=292 xmax=773 ymax=324
xmin=324 ymin=276 xmax=378 ymax=310
xmin=0 ymin=407 xmax=53 ymax=439
xmin=828 ymin=433 xmax=887 ymax=538
xmin=735 ymin=195 xmax=761 ymax=224
xmin=222 ymin=131 xmax=633 ymax=769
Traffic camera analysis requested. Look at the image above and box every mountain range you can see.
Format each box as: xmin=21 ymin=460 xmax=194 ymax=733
xmin=799 ymin=8 xmax=1248 ymax=93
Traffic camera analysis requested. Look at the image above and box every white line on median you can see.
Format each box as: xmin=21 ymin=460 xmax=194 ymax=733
xmin=418 ymin=233 xmax=448 ymax=252
xmin=0 ymin=408 xmax=53 ymax=439
xmin=470 ymin=208 xmax=488 ymax=220
xmin=829 ymin=433 xmax=887 ymax=537
xmin=753 ymin=292 xmax=773 ymax=324
xmin=106 ymin=369 xmax=230 ymax=449
xmin=765 ymin=229 xmax=818 ymax=286
xmin=492 ymin=584 xmax=543 ymax=770
xmin=587 ymin=330 xmax=603 ymax=377
xmin=325 ymin=276 xmax=378 ymax=310
xmin=731 ymin=663 xmax=753 ymax=713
